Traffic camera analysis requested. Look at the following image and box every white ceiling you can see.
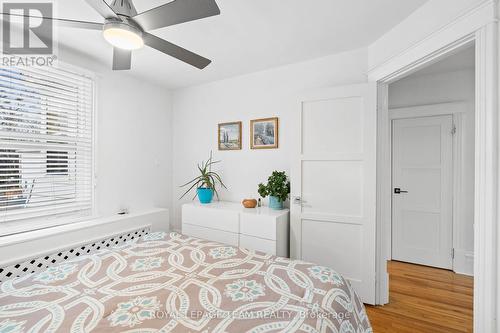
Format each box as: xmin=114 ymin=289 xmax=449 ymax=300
xmin=56 ymin=0 xmax=428 ymax=89
xmin=410 ymin=45 xmax=475 ymax=77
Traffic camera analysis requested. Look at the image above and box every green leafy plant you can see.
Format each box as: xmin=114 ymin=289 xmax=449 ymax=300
xmin=179 ymin=151 xmax=227 ymax=200
xmin=258 ymin=171 xmax=290 ymax=202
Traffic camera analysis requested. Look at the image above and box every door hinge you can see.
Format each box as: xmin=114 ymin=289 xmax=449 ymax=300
xmin=451 ymin=125 xmax=457 ymax=135
xmin=451 ymin=248 xmax=455 ymax=259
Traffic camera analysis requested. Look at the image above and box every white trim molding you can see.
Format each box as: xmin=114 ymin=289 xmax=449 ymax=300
xmin=368 ymin=0 xmax=497 ymax=82
xmin=388 ymin=102 xmax=467 ymax=119
xmin=454 ymin=249 xmax=475 ymax=276
xmin=473 ymin=21 xmax=498 ymax=333
xmin=370 ymin=1 xmax=499 ymax=331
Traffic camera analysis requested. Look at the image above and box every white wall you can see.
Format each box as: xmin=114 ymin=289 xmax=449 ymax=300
xmin=170 ymin=48 xmax=368 ymax=231
xmin=389 ymin=69 xmax=475 ymax=275
xmin=58 ymin=46 xmax=173 ymax=231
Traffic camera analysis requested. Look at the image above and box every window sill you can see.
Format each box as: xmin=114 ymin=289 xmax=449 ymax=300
xmin=0 ymin=208 xmax=167 ymax=247
xmin=0 ymin=212 xmax=94 ymax=238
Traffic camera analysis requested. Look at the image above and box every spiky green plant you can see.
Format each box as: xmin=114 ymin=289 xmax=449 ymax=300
xmin=179 ymin=151 xmax=227 ymax=200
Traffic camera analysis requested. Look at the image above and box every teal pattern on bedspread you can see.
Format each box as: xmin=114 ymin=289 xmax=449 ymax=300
xmin=0 ymin=232 xmax=372 ymax=332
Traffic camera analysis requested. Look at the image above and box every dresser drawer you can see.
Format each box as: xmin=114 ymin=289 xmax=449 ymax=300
xmin=240 ymin=213 xmax=276 ymax=240
xmin=182 ymin=204 xmax=239 ymax=233
xmin=239 ymin=234 xmax=276 ymax=255
xmin=182 ymin=223 xmax=239 ymax=246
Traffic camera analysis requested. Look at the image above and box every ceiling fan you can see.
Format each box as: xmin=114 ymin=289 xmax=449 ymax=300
xmin=2 ymin=0 xmax=220 ymax=70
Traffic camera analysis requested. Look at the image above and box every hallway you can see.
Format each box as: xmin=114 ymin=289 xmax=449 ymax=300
xmin=366 ymin=261 xmax=473 ymax=333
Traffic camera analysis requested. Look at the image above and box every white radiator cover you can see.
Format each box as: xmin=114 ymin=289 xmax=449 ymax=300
xmin=0 ymin=226 xmax=150 ymax=282
xmin=0 ymin=208 xmax=168 ymax=282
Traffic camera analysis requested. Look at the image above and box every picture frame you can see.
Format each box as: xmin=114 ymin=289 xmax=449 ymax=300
xmin=218 ymin=121 xmax=242 ymax=150
xmin=250 ymin=117 xmax=279 ymax=149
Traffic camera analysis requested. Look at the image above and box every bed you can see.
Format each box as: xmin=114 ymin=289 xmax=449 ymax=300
xmin=0 ymin=232 xmax=372 ymax=332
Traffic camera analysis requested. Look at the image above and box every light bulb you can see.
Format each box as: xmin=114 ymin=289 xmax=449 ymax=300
xmin=103 ymin=23 xmax=144 ymax=50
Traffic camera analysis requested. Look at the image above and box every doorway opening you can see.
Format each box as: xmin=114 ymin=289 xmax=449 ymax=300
xmin=371 ymin=44 xmax=475 ymax=332
xmin=389 ymin=45 xmax=475 ymax=275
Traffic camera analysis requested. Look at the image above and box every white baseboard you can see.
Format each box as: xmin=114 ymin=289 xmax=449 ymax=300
xmin=453 ymin=249 xmax=474 ymax=276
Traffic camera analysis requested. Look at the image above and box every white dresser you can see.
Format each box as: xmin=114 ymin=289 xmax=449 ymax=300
xmin=181 ymin=201 xmax=289 ymax=257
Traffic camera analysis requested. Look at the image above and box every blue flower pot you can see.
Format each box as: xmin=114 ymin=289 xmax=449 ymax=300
xmin=197 ymin=188 xmax=214 ymax=204
xmin=269 ymin=196 xmax=284 ymax=210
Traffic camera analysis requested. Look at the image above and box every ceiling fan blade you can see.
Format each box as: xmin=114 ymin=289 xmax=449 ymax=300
xmin=143 ymin=33 xmax=211 ymax=69
xmin=0 ymin=13 xmax=103 ymax=30
xmin=112 ymin=48 xmax=132 ymax=70
xmin=133 ymin=0 xmax=220 ymax=31
xmin=84 ymin=0 xmax=118 ymax=19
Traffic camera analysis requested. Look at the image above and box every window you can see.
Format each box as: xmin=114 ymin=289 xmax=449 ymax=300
xmin=46 ymin=151 xmax=69 ymax=175
xmin=0 ymin=65 xmax=94 ymax=228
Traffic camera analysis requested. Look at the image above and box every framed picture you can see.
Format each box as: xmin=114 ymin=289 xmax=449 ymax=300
xmin=250 ymin=117 xmax=279 ymax=149
xmin=218 ymin=121 xmax=242 ymax=150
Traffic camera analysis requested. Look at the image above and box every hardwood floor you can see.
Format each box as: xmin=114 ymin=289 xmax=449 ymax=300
xmin=365 ymin=261 xmax=473 ymax=333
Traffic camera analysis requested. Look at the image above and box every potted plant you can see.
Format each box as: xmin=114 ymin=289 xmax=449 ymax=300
xmin=179 ymin=152 xmax=227 ymax=204
xmin=258 ymin=171 xmax=290 ymax=210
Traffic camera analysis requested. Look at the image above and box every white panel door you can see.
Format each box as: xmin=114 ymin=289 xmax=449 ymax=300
xmin=392 ymin=115 xmax=453 ymax=269
xmin=291 ymin=83 xmax=377 ymax=304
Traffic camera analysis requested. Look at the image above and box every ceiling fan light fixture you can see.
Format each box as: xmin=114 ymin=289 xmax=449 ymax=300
xmin=103 ymin=22 xmax=144 ymax=50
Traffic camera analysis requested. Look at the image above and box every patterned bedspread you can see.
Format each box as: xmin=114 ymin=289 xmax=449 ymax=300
xmin=0 ymin=232 xmax=371 ymax=332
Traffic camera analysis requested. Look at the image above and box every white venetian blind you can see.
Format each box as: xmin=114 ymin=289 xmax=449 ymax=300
xmin=0 ymin=65 xmax=94 ymax=225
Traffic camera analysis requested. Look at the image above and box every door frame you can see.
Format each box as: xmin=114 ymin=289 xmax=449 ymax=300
xmin=389 ymin=105 xmax=467 ymax=272
xmin=369 ymin=2 xmax=498 ymax=331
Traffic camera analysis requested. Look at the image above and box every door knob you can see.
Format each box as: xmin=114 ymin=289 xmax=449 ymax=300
xmin=394 ymin=188 xmax=408 ymax=194
xmin=293 ymin=196 xmax=302 ymax=205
